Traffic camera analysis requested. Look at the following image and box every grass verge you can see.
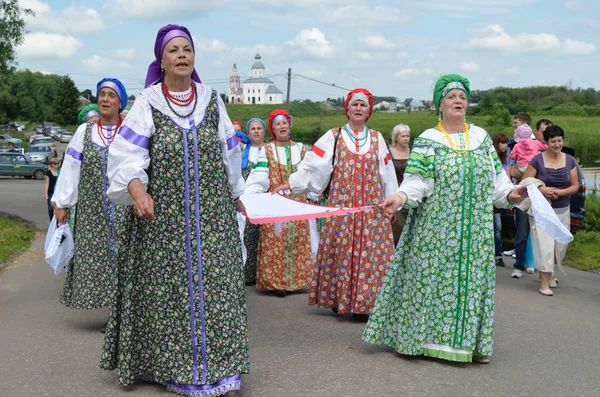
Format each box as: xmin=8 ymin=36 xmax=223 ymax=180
xmin=0 ymin=215 xmax=36 ymax=270
xmin=563 ymin=231 xmax=600 ymax=272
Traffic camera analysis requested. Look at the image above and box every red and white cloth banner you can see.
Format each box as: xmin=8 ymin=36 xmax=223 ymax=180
xmin=240 ymin=193 xmax=376 ymax=225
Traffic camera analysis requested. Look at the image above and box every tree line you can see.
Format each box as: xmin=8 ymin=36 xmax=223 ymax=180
xmin=470 ymin=86 xmax=600 ymax=117
xmin=0 ymin=70 xmax=80 ymax=125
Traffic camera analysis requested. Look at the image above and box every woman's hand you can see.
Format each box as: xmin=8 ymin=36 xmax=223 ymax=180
xmin=133 ymin=192 xmax=154 ymax=220
xmin=378 ymin=194 xmax=405 ymax=219
xmin=45 ymin=194 xmax=48 ymax=200
xmin=272 ymin=183 xmax=290 ymax=194
xmin=509 ymin=186 xmax=529 ymax=203
xmin=54 ymin=208 xmax=68 ymax=224
xmin=539 ymin=186 xmax=558 ymax=200
xmin=234 ymin=199 xmax=247 ymax=216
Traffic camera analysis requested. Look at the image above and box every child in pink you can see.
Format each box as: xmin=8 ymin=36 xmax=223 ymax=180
xmin=510 ymin=124 xmax=547 ymax=172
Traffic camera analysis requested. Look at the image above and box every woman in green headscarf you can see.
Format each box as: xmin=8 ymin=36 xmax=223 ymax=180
xmin=78 ymin=104 xmax=100 ymax=125
xmin=363 ymin=74 xmax=527 ymax=364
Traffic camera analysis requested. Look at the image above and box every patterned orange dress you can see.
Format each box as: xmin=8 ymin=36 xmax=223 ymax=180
xmin=255 ymin=143 xmax=314 ymax=291
xmin=309 ymin=130 xmax=394 ymax=314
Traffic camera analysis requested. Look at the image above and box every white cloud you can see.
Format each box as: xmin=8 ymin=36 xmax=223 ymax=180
xmin=420 ymin=0 xmax=534 ymax=14
xmin=81 ymin=55 xmax=132 ymax=73
xmin=328 ymin=5 xmax=411 ymax=25
xmin=106 ymin=0 xmax=221 ymax=19
xmin=23 ymin=2 xmax=105 ymax=33
xmin=394 ymin=68 xmax=433 ymax=79
xmin=504 ymin=67 xmax=520 ymax=75
xmin=467 ymin=25 xmax=596 ymax=55
xmin=564 ymin=0 xmax=600 ymax=9
xmin=17 ymin=33 xmax=83 ymax=59
xmin=193 ymin=38 xmax=230 ymax=54
xmin=20 ymin=0 xmax=50 ymax=13
xmin=254 ymin=0 xmax=322 ymax=8
xmin=359 ymin=34 xmax=396 ymax=50
xmin=288 ymin=28 xmax=334 ymax=58
xmin=115 ymin=48 xmax=136 ymax=59
xmin=460 ymin=62 xmax=480 ymax=72
xmin=563 ymin=39 xmax=597 ymax=55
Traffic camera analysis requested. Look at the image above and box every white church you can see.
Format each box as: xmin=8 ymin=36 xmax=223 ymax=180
xmin=228 ymin=53 xmax=284 ymax=105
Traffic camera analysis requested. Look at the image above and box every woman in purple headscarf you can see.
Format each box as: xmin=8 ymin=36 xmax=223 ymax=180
xmin=102 ymin=25 xmax=249 ymax=397
xmin=52 ymin=78 xmax=129 ymax=313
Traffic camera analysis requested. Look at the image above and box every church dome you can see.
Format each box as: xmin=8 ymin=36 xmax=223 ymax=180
xmin=251 ymin=52 xmax=265 ymax=70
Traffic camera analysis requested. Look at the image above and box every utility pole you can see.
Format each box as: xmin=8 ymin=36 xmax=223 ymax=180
xmin=285 ymin=68 xmax=291 ymax=111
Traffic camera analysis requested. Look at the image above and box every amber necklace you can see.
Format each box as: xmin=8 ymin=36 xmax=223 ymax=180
xmin=437 ymin=120 xmax=470 ymax=154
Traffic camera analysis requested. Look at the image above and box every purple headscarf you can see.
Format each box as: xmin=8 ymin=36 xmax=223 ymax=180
xmin=145 ymin=24 xmax=201 ymax=88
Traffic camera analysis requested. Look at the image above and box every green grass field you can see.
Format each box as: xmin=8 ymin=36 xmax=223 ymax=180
xmin=225 ymin=105 xmax=600 ymax=166
xmin=0 ymin=216 xmax=35 ymax=265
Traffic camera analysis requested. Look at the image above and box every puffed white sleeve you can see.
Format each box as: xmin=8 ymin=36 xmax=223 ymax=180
xmin=52 ymin=123 xmax=87 ymax=208
xmin=288 ymin=129 xmax=336 ymax=196
xmin=488 ymin=136 xmax=516 ymax=208
xmin=107 ymin=94 xmax=153 ymax=205
xmin=377 ymin=131 xmax=399 ymax=198
xmin=217 ymin=93 xmax=245 ymax=199
xmin=397 ymin=137 xmax=435 ymax=208
xmin=244 ymin=147 xmax=270 ymax=194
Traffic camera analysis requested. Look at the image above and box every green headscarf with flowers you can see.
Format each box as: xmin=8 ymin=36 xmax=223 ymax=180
xmin=433 ymin=74 xmax=471 ymax=111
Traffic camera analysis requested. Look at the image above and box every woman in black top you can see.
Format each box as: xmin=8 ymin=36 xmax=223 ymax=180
xmin=44 ymin=158 xmax=60 ymax=221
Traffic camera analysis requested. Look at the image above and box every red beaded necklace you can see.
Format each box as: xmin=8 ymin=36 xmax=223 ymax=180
xmin=162 ymin=82 xmax=196 ymax=107
xmin=96 ymin=118 xmax=122 ymax=147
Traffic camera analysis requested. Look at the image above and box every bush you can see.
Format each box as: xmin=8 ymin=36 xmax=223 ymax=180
xmin=582 ymin=194 xmax=600 ymax=233
xmin=488 ymin=103 xmax=512 ymax=127
xmin=551 ymin=101 xmax=585 ymax=116
xmin=582 ymin=104 xmax=600 ymax=117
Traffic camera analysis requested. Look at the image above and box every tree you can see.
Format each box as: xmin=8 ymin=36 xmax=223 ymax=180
xmin=80 ymin=89 xmax=96 ymax=103
xmin=0 ymin=0 xmax=33 ymax=73
xmin=403 ymin=97 xmax=413 ymax=113
xmin=53 ymin=76 xmax=80 ymax=125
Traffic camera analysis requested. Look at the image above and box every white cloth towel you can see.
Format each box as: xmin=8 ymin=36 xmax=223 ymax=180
xmin=526 ymin=185 xmax=574 ymax=244
xmin=44 ymin=217 xmax=75 ymax=276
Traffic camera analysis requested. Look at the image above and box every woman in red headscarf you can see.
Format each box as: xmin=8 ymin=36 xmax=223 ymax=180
xmin=274 ymin=88 xmax=397 ymax=319
xmin=245 ymin=109 xmax=316 ymax=296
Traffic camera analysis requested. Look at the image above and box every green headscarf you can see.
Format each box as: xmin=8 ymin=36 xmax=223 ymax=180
xmin=78 ymin=104 xmax=100 ymax=125
xmin=433 ymin=74 xmax=471 ymax=111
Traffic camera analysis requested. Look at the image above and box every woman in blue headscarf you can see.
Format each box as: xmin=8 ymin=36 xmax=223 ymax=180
xmin=239 ymin=118 xmax=266 ymax=284
xmin=52 ymin=78 xmax=129 ymax=313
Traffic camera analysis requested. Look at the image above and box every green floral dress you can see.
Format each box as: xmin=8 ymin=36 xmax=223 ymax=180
xmin=363 ymin=125 xmax=513 ymax=362
xmin=60 ymin=122 xmax=126 ymax=309
xmin=101 ymin=91 xmax=250 ymax=391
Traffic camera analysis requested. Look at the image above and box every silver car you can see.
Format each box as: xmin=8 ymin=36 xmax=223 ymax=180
xmin=59 ymin=132 xmax=74 ymax=143
xmin=25 ymin=144 xmax=54 ymax=164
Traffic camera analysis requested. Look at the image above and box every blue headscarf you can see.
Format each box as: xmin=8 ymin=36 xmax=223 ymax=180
xmin=96 ymin=78 xmax=128 ymax=113
xmin=240 ymin=118 xmax=266 ymax=168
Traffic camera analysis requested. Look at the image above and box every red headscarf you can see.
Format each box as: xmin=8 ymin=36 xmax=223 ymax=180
xmin=268 ymin=109 xmax=292 ymax=140
xmin=344 ymin=88 xmax=374 ymax=121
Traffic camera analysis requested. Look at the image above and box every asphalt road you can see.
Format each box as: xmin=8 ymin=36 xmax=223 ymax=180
xmin=1 ymin=164 xmax=600 ymax=397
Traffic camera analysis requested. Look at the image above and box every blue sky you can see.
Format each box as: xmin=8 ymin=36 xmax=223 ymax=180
xmin=16 ymin=0 xmax=600 ymax=101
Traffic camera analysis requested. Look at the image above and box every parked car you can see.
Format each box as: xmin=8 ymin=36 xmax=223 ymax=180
xmin=53 ymin=128 xmax=67 ymax=141
xmin=36 ymin=125 xmax=44 ymax=134
xmin=59 ymin=132 xmax=74 ymax=143
xmin=29 ymin=134 xmax=45 ymax=144
xmin=25 ymin=144 xmax=55 ymax=164
xmin=0 ymin=134 xmax=23 ymax=148
xmin=0 ymin=152 xmax=48 ymax=179
xmin=30 ymin=136 xmax=57 ymax=156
